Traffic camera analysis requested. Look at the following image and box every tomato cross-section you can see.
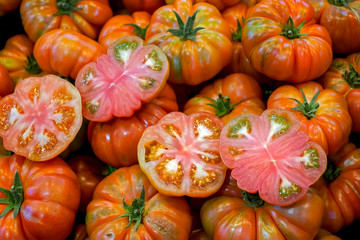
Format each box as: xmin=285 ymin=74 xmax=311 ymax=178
xmin=138 ymin=112 xmax=227 ymax=197
xmin=0 ymin=75 xmax=82 ymax=161
xmin=219 ymin=108 xmax=327 ymax=206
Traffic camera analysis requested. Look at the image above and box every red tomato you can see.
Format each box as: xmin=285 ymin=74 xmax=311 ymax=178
xmin=0 ymin=65 xmax=13 ymax=97
xmin=0 ymin=75 xmax=82 ymax=161
xmin=138 ymin=111 xmax=227 ymax=197
xmin=219 ymin=108 xmax=327 ymax=206
xmin=0 ymin=0 xmax=21 ymax=16
xmin=122 ymin=0 xmax=166 ymax=13
xmin=0 ymin=154 xmax=80 ymax=240
xmin=76 ymin=35 xmax=169 ymax=122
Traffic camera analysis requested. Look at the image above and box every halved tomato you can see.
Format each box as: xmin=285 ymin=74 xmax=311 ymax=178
xmin=137 ymin=111 xmax=227 ymax=197
xmin=0 ymin=75 xmax=82 ymax=161
xmin=75 ymin=36 xmax=169 ymax=122
xmin=219 ymin=108 xmax=327 ymax=206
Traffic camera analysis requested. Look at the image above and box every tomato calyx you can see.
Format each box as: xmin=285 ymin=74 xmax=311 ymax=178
xmin=125 ymin=24 xmax=149 ymax=40
xmin=281 ymin=17 xmax=308 ymax=40
xmin=323 ymin=161 xmax=341 ymax=184
xmin=241 ymin=190 xmax=265 ymax=208
xmin=116 ymin=186 xmax=145 ymax=230
xmin=328 ymin=0 xmax=352 ymax=7
xmin=0 ymin=172 xmax=24 ymax=219
xmin=290 ymin=89 xmax=320 ymax=120
xmin=343 ymin=63 xmax=360 ymax=89
xmin=102 ymin=164 xmax=118 ymax=177
xmin=205 ymin=94 xmax=244 ymax=118
xmin=25 ymin=53 xmax=43 ymax=75
xmin=54 ymin=0 xmax=82 ymax=18
xmin=167 ymin=10 xmax=204 ymax=41
xmin=231 ymin=18 xmax=245 ymax=42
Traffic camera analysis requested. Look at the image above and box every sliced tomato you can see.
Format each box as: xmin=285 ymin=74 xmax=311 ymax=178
xmin=0 ymin=75 xmax=82 ymax=161
xmin=138 ymin=112 xmax=227 ymax=197
xmin=219 ymin=108 xmax=326 ymax=206
xmin=75 ymin=35 xmax=169 ymax=122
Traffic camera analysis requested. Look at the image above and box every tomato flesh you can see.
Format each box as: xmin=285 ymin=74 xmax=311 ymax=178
xmin=138 ymin=112 xmax=227 ymax=197
xmin=219 ymin=109 xmax=327 ymax=206
xmin=0 ymin=75 xmax=82 ymax=161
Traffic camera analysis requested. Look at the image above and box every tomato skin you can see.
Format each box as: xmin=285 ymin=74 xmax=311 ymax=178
xmin=34 ymin=29 xmax=106 ymax=79
xmin=201 ymin=189 xmax=324 ymax=240
xmin=313 ymin=144 xmax=360 ymax=233
xmin=0 ymin=0 xmax=21 ymax=16
xmin=314 ymin=229 xmax=341 ymax=240
xmin=242 ymin=0 xmax=333 ymax=83
xmin=123 ymin=0 xmax=166 ymax=13
xmin=0 ymin=154 xmax=80 ymax=240
xmin=20 ymin=0 xmax=113 ymax=42
xmin=99 ymin=11 xmax=151 ymax=49
xmin=88 ymin=84 xmax=178 ymax=168
xmin=86 ymin=165 xmax=192 ymax=239
xmin=267 ymin=81 xmax=352 ymax=155
xmin=0 ymin=65 xmax=13 ymax=97
xmin=347 ymin=89 xmax=360 ymax=132
xmin=183 ymin=73 xmax=265 ymax=124
xmin=146 ymin=0 xmax=232 ymax=85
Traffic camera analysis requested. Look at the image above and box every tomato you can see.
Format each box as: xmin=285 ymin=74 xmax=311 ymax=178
xmin=0 ymin=75 xmax=82 ymax=161
xmin=219 ymin=108 xmax=327 ymax=206
xmin=166 ymin=0 xmax=247 ymax=11
xmin=200 ymin=189 xmax=324 ymax=240
xmin=0 ymin=0 xmax=21 ymax=16
xmin=98 ymin=11 xmax=151 ymax=50
xmin=123 ymin=0 xmax=166 ymax=13
xmin=183 ymin=73 xmax=265 ymax=124
xmin=313 ymin=143 xmax=360 ymax=233
xmin=319 ymin=53 xmax=360 ymax=132
xmin=20 ymin=0 xmax=113 ymax=42
xmin=76 ymin=35 xmax=169 ymax=122
xmin=0 ymin=154 xmax=80 ymax=240
xmin=189 ymin=229 xmax=210 ymax=240
xmin=267 ymin=81 xmax=352 ymax=155
xmin=0 ymin=65 xmax=13 ymax=97
xmin=34 ymin=29 xmax=106 ymax=80
xmin=0 ymin=34 xmax=45 ymax=86
xmin=314 ymin=229 xmax=341 ymax=240
xmin=87 ymin=84 xmax=178 ymax=168
xmin=308 ymin=0 xmax=360 ymax=54
xmin=86 ymin=164 xmax=192 ymax=239
xmin=242 ymin=0 xmax=333 ymax=83
xmin=146 ymin=0 xmax=232 ymax=85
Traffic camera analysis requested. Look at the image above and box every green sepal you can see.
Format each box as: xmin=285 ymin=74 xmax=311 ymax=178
xmin=124 ymin=24 xmax=149 ymax=40
xmin=53 ymin=0 xmax=83 ymax=19
xmin=323 ymin=161 xmax=341 ymax=184
xmin=241 ymin=190 xmax=265 ymax=209
xmin=24 ymin=53 xmax=42 ymax=75
xmin=0 ymin=172 xmax=24 ymax=219
xmin=167 ymin=10 xmax=204 ymax=41
xmin=290 ymin=89 xmax=320 ymax=120
xmin=204 ymin=94 xmax=244 ymax=118
xmin=343 ymin=63 xmax=360 ymax=89
xmin=281 ymin=17 xmax=309 ymax=39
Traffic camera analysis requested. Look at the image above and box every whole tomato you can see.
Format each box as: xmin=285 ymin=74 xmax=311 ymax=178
xmin=319 ymin=53 xmax=360 ymax=132
xmin=34 ymin=29 xmax=106 ymax=79
xmin=86 ymin=164 xmax=192 ymax=239
xmin=267 ymin=81 xmax=352 ymax=155
xmin=87 ymin=84 xmax=178 ymax=168
xmin=0 ymin=0 xmax=21 ymax=16
xmin=123 ymin=0 xmax=166 ymax=13
xmin=98 ymin=11 xmax=151 ymax=49
xmin=20 ymin=0 xmax=113 ymax=41
xmin=0 ymin=34 xmax=45 ymax=86
xmin=0 ymin=65 xmax=13 ymax=97
xmin=313 ymin=143 xmax=360 ymax=233
xmin=184 ymin=73 xmax=265 ymax=124
xmin=242 ymin=0 xmax=333 ymax=83
xmin=0 ymin=154 xmax=80 ymax=239
xmin=146 ymin=0 xmax=232 ymax=85
xmin=200 ymin=189 xmax=324 ymax=240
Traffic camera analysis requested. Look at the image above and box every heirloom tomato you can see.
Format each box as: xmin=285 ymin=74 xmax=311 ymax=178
xmin=242 ymin=0 xmax=333 ymax=83
xmin=313 ymin=143 xmax=360 ymax=233
xmin=267 ymin=81 xmax=352 ymax=154
xmin=146 ymin=0 xmax=232 ymax=85
xmin=20 ymin=0 xmax=113 ymax=41
xmin=87 ymin=84 xmax=178 ymax=168
xmin=123 ymin=0 xmax=166 ymax=13
xmin=138 ymin=112 xmax=227 ymax=197
xmin=0 ymin=154 xmax=80 ymax=240
xmin=319 ymin=53 xmax=360 ymax=132
xmin=0 ymin=34 xmax=44 ymax=86
xmin=308 ymin=0 xmax=360 ymax=54
xmin=98 ymin=11 xmax=151 ymax=49
xmin=76 ymin=36 xmax=169 ymax=122
xmin=0 ymin=75 xmax=82 ymax=161
xmin=0 ymin=65 xmax=13 ymax=97
xmin=0 ymin=0 xmax=21 ymax=16
xmin=219 ymin=109 xmax=327 ymax=206
xmin=184 ymin=73 xmax=265 ymax=124
xmin=86 ymin=164 xmax=192 ymax=239
xmin=34 ymin=29 xmax=106 ymax=80
xmin=200 ymin=189 xmax=324 ymax=240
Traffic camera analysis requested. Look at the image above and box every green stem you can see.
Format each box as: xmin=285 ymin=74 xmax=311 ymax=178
xmin=328 ymin=0 xmax=353 ymax=7
xmin=290 ymin=89 xmax=320 ymax=120
xmin=204 ymin=94 xmax=244 ymax=118
xmin=167 ymin=10 xmax=204 ymax=41
xmin=54 ymin=0 xmax=82 ymax=18
xmin=124 ymin=24 xmax=149 ymax=40
xmin=0 ymin=172 xmax=24 ymax=219
xmin=323 ymin=161 xmax=341 ymax=184
xmin=102 ymin=164 xmax=117 ymax=177
xmin=281 ymin=17 xmax=308 ymax=39
xmin=343 ymin=63 xmax=360 ymax=89
xmin=231 ymin=17 xmax=245 ymax=42
xmin=241 ymin=190 xmax=265 ymax=208
xmin=24 ymin=53 xmax=42 ymax=75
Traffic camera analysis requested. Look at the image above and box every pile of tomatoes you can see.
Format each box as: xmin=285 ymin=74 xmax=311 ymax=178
xmin=0 ymin=0 xmax=360 ymax=239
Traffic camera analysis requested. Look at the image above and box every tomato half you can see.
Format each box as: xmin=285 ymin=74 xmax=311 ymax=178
xmin=219 ymin=108 xmax=327 ymax=206
xmin=0 ymin=75 xmax=82 ymax=161
xmin=138 ymin=111 xmax=227 ymax=197
xmin=76 ymin=35 xmax=169 ymax=122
